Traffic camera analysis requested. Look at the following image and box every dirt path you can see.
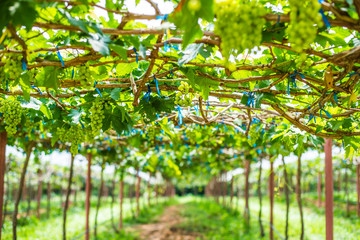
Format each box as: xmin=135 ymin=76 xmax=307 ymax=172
xmin=132 ymin=205 xmax=203 ymax=240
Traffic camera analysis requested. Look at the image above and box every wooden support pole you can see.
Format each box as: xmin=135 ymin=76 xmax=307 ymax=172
xmin=269 ymin=160 xmax=274 ymax=240
xmin=119 ymin=180 xmax=124 ymax=230
xmin=244 ymin=160 xmax=250 ymax=224
xmin=325 ymin=139 xmax=333 ymax=240
xmin=357 ymin=164 xmax=360 ymax=217
xmin=318 ymin=172 xmax=322 ymax=208
xmin=0 ymin=132 xmax=7 ymax=240
xmin=136 ymin=168 xmax=140 ymax=218
xmin=37 ymin=170 xmax=42 ymax=219
xmin=85 ymin=153 xmax=91 ymax=240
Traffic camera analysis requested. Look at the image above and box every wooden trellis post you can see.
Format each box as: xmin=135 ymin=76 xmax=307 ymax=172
xmin=85 ymin=153 xmax=92 ymax=240
xmin=324 ymin=139 xmax=333 ymax=240
xmin=269 ymin=160 xmax=274 ymax=240
xmin=0 ymin=132 xmax=7 ymax=240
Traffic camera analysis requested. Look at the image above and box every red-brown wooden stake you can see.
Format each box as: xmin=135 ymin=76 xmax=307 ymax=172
xmin=0 ymin=132 xmax=7 ymax=240
xmin=85 ymin=153 xmax=91 ymax=240
xmin=136 ymin=168 xmax=140 ymax=217
xmin=37 ymin=170 xmax=42 ymax=219
xmin=147 ymin=172 xmax=151 ymax=206
xmin=357 ymin=164 xmax=360 ymax=217
xmin=269 ymin=160 xmax=274 ymax=240
xmin=244 ymin=160 xmax=250 ymax=223
xmin=119 ymin=180 xmax=124 ymax=229
xmin=325 ymin=139 xmax=333 ymax=240
xmin=318 ymin=172 xmax=322 ymax=208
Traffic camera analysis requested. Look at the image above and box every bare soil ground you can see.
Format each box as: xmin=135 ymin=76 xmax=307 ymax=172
xmin=132 ymin=205 xmax=203 ymax=240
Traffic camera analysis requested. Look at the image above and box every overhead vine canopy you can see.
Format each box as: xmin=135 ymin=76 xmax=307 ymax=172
xmin=1 ymin=0 xmax=360 ymax=159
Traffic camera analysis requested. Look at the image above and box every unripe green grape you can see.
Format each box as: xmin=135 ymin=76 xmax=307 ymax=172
xmin=214 ymin=0 xmax=266 ymax=62
xmin=89 ymin=99 xmax=110 ymax=137
xmin=287 ymin=0 xmax=323 ymax=51
xmin=3 ymin=54 xmax=23 ymax=81
xmin=0 ymin=99 xmax=23 ymax=136
xmin=77 ymin=63 xmax=94 ymax=88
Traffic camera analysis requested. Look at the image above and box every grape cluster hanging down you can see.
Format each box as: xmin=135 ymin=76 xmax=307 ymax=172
xmin=3 ymin=54 xmax=23 ymax=80
xmin=175 ymin=82 xmax=192 ymax=107
xmin=214 ymin=0 xmax=266 ymax=60
xmin=0 ymin=99 xmax=23 ymax=136
xmin=89 ymin=99 xmax=111 ymax=137
xmin=57 ymin=125 xmax=84 ymax=155
xmin=287 ymin=0 xmax=323 ymax=51
xmin=77 ymin=63 xmax=95 ymax=88
xmin=247 ymin=124 xmax=260 ymax=146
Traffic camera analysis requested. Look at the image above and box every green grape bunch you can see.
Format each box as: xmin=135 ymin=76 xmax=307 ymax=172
xmin=287 ymin=0 xmax=323 ymax=51
xmin=147 ymin=125 xmax=156 ymax=145
xmin=175 ymin=82 xmax=193 ymax=107
xmin=294 ymin=53 xmax=314 ymax=70
xmin=3 ymin=54 xmax=23 ymax=80
xmin=247 ymin=124 xmax=260 ymax=146
xmin=57 ymin=125 xmax=84 ymax=155
xmin=77 ymin=63 xmax=95 ymax=88
xmin=0 ymin=99 xmax=23 ymax=136
xmin=214 ymin=0 xmax=266 ymax=61
xmin=89 ymin=99 xmax=111 ymax=137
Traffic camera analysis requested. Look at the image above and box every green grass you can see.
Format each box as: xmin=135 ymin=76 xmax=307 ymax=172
xmin=2 ymin=196 xmax=173 ymax=240
xmin=176 ymin=196 xmax=360 ymax=240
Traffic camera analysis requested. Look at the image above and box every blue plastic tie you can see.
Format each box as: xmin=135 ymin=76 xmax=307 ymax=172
xmin=156 ymin=14 xmax=168 ymax=20
xmin=31 ymin=85 xmax=42 ymax=95
xmin=94 ymin=81 xmax=102 ymax=97
xmin=143 ymin=84 xmax=151 ymax=102
xmin=177 ymin=106 xmax=183 ymax=125
xmin=319 ymin=102 xmax=332 ymax=119
xmin=22 ymin=58 xmax=27 ymax=70
xmin=308 ymin=107 xmax=316 ymax=123
xmin=194 ymin=105 xmax=199 ymax=116
xmin=79 ymin=118 xmax=85 ymax=129
xmin=5 ymin=80 xmax=9 ymax=92
xmin=71 ymin=68 xmax=75 ymax=79
xmin=153 ymin=75 xmax=161 ymax=97
xmin=169 ymin=69 xmax=174 ymax=78
xmin=56 ymin=46 xmax=65 ymax=67
xmin=242 ymin=91 xmax=255 ymax=108
xmin=318 ymin=1 xmax=331 ymax=28
xmin=133 ymin=47 xmax=139 ymax=63
xmin=252 ymin=117 xmax=260 ymax=124
xmin=288 ymin=70 xmax=304 ymax=95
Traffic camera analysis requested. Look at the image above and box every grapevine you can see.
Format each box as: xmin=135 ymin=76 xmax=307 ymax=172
xmin=57 ymin=125 xmax=84 ymax=155
xmin=214 ymin=0 xmax=266 ymax=61
xmin=0 ymin=98 xmax=23 ymax=136
xmin=77 ymin=63 xmax=94 ymax=88
xmin=175 ymin=82 xmax=192 ymax=107
xmin=89 ymin=99 xmax=111 ymax=137
xmin=247 ymin=124 xmax=260 ymax=146
xmin=287 ymin=0 xmax=323 ymax=51
xmin=3 ymin=54 xmax=23 ymax=80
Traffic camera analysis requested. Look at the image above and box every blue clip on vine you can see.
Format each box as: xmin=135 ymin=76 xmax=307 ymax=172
xmin=308 ymin=106 xmax=316 ymax=123
xmin=93 ymin=81 xmax=102 ymax=97
xmin=153 ymin=75 xmax=161 ymax=97
xmin=56 ymin=46 xmax=65 ymax=67
xmin=177 ymin=106 xmax=183 ymax=125
xmin=243 ymin=91 xmax=255 ymax=108
xmin=143 ymin=84 xmax=151 ymax=102
xmin=133 ymin=47 xmax=139 ymax=63
xmin=22 ymin=58 xmax=27 ymax=70
xmin=288 ymin=70 xmax=304 ymax=95
xmin=319 ymin=102 xmax=332 ymax=119
xmin=318 ymin=0 xmax=331 ymax=28
xmin=31 ymin=85 xmax=42 ymax=95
